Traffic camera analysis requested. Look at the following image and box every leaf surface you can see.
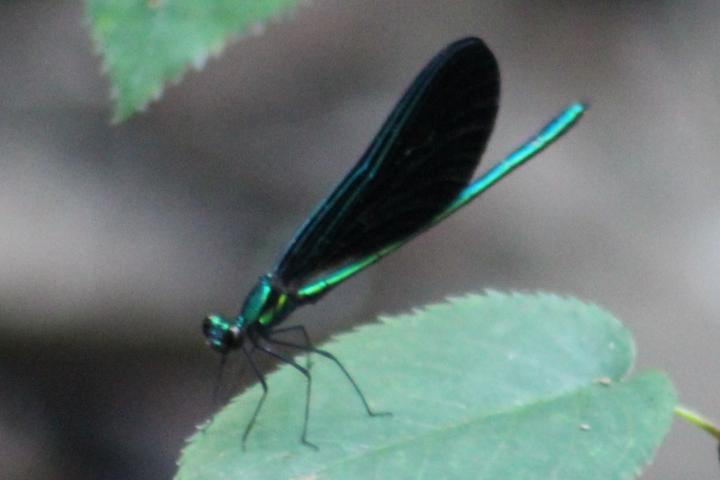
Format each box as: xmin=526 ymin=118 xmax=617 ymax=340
xmin=177 ymin=292 xmax=675 ymax=480
xmin=86 ymin=0 xmax=299 ymax=121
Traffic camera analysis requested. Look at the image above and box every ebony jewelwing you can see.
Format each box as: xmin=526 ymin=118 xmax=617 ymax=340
xmin=203 ymin=37 xmax=585 ymax=449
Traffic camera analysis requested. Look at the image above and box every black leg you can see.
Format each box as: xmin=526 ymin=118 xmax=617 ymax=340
xmin=197 ymin=354 xmax=230 ymax=436
xmin=270 ymin=325 xmax=313 ymax=370
xmin=241 ymin=345 xmax=268 ymax=450
xmin=253 ymin=340 xmax=318 ymax=450
xmin=267 ymin=325 xmax=391 ymax=418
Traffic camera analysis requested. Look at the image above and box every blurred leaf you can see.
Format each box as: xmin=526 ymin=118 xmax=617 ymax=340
xmin=176 ymin=292 xmax=675 ymax=479
xmin=86 ymin=0 xmax=299 ymax=122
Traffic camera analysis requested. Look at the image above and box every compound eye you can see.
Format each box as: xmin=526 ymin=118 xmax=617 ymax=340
xmin=202 ymin=314 xmax=234 ymax=353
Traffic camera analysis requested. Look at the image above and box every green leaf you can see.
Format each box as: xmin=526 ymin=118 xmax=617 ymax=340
xmin=86 ymin=0 xmax=299 ymax=122
xmin=176 ymin=292 xmax=676 ymax=479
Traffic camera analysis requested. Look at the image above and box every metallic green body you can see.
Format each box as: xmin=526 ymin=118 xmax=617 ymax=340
xmin=296 ymin=102 xmax=585 ymax=300
xmin=238 ymin=275 xmax=294 ymax=328
xmin=204 ymin=103 xmax=585 ymax=350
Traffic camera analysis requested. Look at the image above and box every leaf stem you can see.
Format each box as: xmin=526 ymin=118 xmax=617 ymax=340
xmin=674 ymin=405 xmax=720 ymax=440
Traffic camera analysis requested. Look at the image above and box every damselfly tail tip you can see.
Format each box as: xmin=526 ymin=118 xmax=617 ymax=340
xmin=571 ymin=100 xmax=590 ymax=115
xmin=555 ymin=101 xmax=588 ymax=129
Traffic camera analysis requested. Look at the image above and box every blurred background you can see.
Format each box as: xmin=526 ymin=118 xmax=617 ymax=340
xmin=2 ymin=1 xmax=719 ymax=478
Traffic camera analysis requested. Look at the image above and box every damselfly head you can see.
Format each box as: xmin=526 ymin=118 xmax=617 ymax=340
xmin=202 ymin=314 xmax=241 ymax=353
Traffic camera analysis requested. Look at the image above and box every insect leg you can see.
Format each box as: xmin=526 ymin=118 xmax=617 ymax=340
xmin=266 ymin=325 xmax=391 ymax=418
xmin=240 ymin=344 xmax=268 ymax=450
xmin=268 ymin=325 xmax=313 ymax=370
xmin=253 ymin=340 xmax=318 ymax=450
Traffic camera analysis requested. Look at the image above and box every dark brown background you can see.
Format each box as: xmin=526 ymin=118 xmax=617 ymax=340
xmin=1 ymin=1 xmax=718 ymax=479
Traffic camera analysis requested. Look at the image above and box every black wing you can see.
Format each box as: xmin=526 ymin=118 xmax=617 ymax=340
xmin=274 ymin=37 xmax=500 ymax=286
